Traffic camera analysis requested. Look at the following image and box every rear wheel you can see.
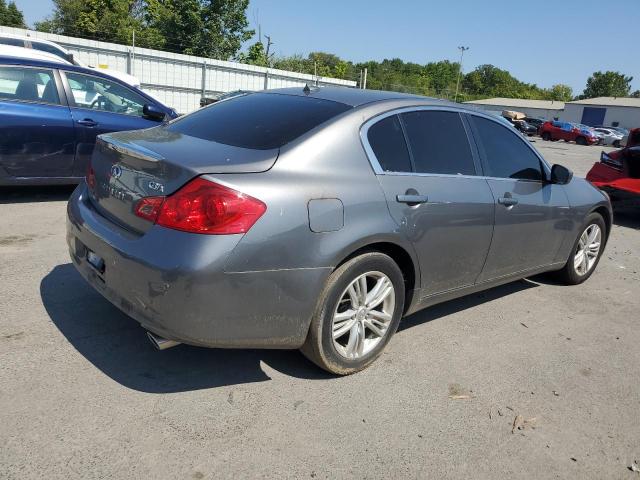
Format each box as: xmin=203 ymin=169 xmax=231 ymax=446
xmin=613 ymin=140 xmax=621 ymax=148
xmin=576 ymin=136 xmax=588 ymax=146
xmin=542 ymin=132 xmax=551 ymax=141
xmin=553 ymin=213 xmax=606 ymax=285
xmin=301 ymin=252 xmax=405 ymax=375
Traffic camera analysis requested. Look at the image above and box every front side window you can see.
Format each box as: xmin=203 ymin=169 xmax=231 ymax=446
xmin=470 ymin=115 xmax=543 ymax=181
xmin=65 ymin=71 xmax=146 ymax=117
xmin=401 ymin=110 xmax=476 ymax=175
xmin=367 ymin=115 xmax=412 ymax=172
xmin=0 ymin=66 xmax=60 ymax=104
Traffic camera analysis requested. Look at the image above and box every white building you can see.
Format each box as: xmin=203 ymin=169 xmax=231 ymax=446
xmin=463 ymin=97 xmax=565 ymax=120
xmin=561 ymin=97 xmax=640 ymax=129
xmin=464 ymin=96 xmax=640 ymax=130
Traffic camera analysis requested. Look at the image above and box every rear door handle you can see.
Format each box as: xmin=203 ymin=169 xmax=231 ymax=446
xmin=498 ymin=197 xmax=518 ymax=207
xmin=77 ymin=119 xmax=98 ymax=127
xmin=396 ymin=194 xmax=429 ymax=204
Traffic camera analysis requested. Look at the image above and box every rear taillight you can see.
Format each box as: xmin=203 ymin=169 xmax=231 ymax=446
xmin=86 ymin=165 xmax=96 ymax=190
xmin=134 ymin=177 xmax=266 ymax=234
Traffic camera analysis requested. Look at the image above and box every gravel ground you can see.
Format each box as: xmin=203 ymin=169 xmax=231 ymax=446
xmin=1 ymin=140 xmax=639 ymax=479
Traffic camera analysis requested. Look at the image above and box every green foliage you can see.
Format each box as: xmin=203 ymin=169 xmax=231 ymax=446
xmin=35 ymin=0 xmax=146 ymax=46
xmin=462 ymin=64 xmax=546 ymax=100
xmin=582 ymin=71 xmax=633 ymax=98
xmin=237 ymin=41 xmax=267 ymax=67
xmin=546 ymin=84 xmax=573 ymax=102
xmin=0 ymin=0 xmax=27 ymax=28
xmin=35 ymin=0 xmax=253 ymax=59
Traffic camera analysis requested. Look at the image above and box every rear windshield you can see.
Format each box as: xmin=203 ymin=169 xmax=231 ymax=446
xmin=166 ymin=92 xmax=352 ymax=150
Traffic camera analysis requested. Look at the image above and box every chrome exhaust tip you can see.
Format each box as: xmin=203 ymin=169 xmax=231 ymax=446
xmin=146 ymin=331 xmax=181 ymax=350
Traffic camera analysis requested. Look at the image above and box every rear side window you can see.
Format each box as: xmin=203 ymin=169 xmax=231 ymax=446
xmin=0 ymin=66 xmax=60 ymax=105
xmin=31 ymin=41 xmax=67 ymax=61
xmin=167 ymin=93 xmax=352 ymax=150
xmin=470 ymin=115 xmax=543 ymax=181
xmin=401 ymin=110 xmax=476 ymax=175
xmin=367 ymin=115 xmax=412 ymax=172
xmin=0 ymin=37 xmax=25 ymax=47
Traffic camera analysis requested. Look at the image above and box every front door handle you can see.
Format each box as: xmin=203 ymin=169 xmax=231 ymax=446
xmin=77 ymin=119 xmax=98 ymax=127
xmin=396 ymin=194 xmax=429 ymax=204
xmin=498 ymin=196 xmax=518 ymax=207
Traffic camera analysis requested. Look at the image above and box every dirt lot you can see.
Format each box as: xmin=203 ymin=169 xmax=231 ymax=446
xmin=1 ymin=140 xmax=639 ymax=479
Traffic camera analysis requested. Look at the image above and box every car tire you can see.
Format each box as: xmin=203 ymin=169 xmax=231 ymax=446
xmin=576 ymin=136 xmax=587 ymax=146
xmin=301 ymin=252 xmax=405 ymax=375
xmin=553 ymin=213 xmax=606 ymax=285
xmin=542 ymin=132 xmax=551 ymax=141
xmin=613 ymin=140 xmax=621 ymax=148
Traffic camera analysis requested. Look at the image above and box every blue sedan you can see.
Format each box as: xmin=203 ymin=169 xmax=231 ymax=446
xmin=0 ymin=56 xmax=178 ymax=185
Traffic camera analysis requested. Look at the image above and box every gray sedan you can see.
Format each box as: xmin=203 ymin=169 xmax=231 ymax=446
xmin=66 ymin=87 xmax=612 ymax=374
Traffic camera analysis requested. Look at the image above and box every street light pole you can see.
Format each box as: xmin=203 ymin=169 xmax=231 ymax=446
xmin=454 ymin=46 xmax=469 ymax=103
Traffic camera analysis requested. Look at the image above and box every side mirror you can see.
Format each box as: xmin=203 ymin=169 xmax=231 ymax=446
xmin=65 ymin=53 xmax=75 ymax=64
xmin=550 ymin=164 xmax=573 ymax=185
xmin=143 ymin=104 xmax=166 ymax=121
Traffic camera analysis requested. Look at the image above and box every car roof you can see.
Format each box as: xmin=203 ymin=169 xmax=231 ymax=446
xmin=263 ymin=86 xmax=455 ymax=108
xmin=0 ymin=54 xmax=118 ymax=79
xmin=0 ymin=45 xmax=68 ymax=64
xmin=0 ymin=32 xmax=68 ymax=51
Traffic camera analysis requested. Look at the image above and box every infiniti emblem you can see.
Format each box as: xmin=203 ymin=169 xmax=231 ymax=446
xmin=110 ymin=165 xmax=122 ymax=179
xmin=148 ymin=181 xmax=164 ymax=193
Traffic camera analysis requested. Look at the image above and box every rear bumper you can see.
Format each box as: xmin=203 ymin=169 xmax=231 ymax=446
xmin=66 ymin=183 xmax=329 ymax=348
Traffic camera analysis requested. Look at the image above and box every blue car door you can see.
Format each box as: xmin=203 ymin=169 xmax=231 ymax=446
xmin=0 ymin=65 xmax=75 ymax=179
xmin=61 ymin=70 xmax=164 ymax=176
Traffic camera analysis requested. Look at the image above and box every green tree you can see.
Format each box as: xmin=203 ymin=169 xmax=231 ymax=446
xmin=237 ymin=41 xmax=267 ymax=67
xmin=546 ymin=84 xmax=573 ymax=102
xmin=35 ymin=0 xmax=147 ymax=46
xmin=36 ymin=0 xmax=252 ymax=59
xmin=145 ymin=0 xmax=204 ymax=53
xmin=0 ymin=0 xmax=27 ymax=28
xmin=424 ymin=60 xmax=459 ymax=96
xmin=196 ymin=0 xmax=253 ymax=59
xmin=582 ymin=71 xmax=633 ymax=98
xmin=632 ymin=90 xmax=640 ymax=98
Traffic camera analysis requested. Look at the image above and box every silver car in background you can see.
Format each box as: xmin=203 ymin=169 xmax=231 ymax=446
xmin=593 ymin=127 xmax=624 ymax=147
xmin=67 ymin=87 xmax=612 ymax=374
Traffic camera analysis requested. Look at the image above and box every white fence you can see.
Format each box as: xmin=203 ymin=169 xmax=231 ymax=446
xmin=0 ymin=26 xmax=356 ymax=113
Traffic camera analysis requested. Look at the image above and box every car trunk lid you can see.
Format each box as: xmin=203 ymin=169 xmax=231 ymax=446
xmin=89 ymin=127 xmax=278 ymax=233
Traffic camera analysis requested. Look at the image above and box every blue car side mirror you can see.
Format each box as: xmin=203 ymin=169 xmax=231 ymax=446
xmin=143 ymin=104 xmax=166 ymax=121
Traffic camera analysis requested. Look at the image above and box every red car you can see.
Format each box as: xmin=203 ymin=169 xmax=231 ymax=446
xmin=540 ymin=121 xmax=599 ymax=145
xmin=586 ymin=128 xmax=640 ymax=199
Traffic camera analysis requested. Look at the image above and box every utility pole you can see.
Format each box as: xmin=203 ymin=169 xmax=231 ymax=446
xmin=264 ymin=35 xmax=273 ymax=66
xmin=454 ymin=46 xmax=469 ymax=103
xmin=362 ymin=67 xmax=368 ymax=90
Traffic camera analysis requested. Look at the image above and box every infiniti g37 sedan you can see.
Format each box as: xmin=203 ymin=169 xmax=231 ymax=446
xmin=66 ymin=87 xmax=612 ymax=374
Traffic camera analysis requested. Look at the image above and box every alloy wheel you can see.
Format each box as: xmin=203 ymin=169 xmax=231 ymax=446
xmin=331 ymin=271 xmax=395 ymax=359
xmin=574 ymin=224 xmax=602 ymax=276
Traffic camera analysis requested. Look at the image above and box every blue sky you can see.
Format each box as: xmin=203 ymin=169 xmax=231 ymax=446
xmin=15 ymin=0 xmax=640 ymax=94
